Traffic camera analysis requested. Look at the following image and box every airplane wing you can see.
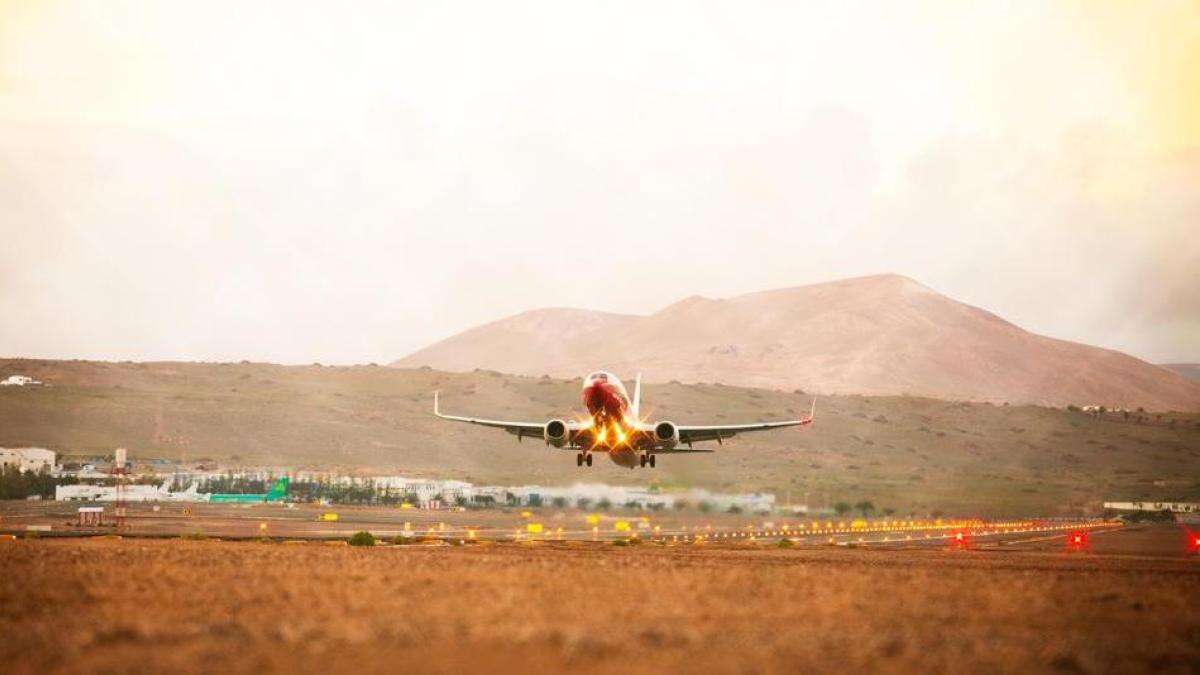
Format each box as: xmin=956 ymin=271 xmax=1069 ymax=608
xmin=672 ymin=399 xmax=816 ymax=446
xmin=433 ymin=391 xmax=579 ymax=440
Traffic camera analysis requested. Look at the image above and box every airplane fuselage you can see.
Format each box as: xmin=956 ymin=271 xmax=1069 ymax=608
xmin=581 ymin=371 xmax=630 ymax=421
xmin=580 ymin=371 xmax=644 ymax=467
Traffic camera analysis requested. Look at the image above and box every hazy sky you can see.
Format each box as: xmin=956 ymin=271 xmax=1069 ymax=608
xmin=2 ymin=1 xmax=1198 ymax=364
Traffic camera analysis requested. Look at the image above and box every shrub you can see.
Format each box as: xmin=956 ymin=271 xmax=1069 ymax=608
xmin=348 ymin=531 xmax=376 ymax=547
xmin=777 ymin=538 xmax=795 ymax=549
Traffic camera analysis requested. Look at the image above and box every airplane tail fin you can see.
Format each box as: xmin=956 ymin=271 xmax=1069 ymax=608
xmin=267 ymin=477 xmax=289 ymax=500
xmin=632 ymin=372 xmax=642 ymax=418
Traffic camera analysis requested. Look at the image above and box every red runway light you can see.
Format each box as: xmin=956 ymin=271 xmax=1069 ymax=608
xmin=1066 ymin=530 xmax=1089 ymax=552
xmin=949 ymin=530 xmax=972 ymax=550
xmin=1185 ymin=527 xmax=1200 ymax=556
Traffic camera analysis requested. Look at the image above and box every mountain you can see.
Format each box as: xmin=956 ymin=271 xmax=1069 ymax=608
xmin=1162 ymin=364 xmax=1200 ymax=383
xmin=394 ymin=274 xmax=1200 ymax=411
xmin=2 ymin=359 xmax=1198 ymax=516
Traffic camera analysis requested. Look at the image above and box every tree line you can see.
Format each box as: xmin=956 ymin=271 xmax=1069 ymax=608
xmin=0 ymin=466 xmax=77 ymax=500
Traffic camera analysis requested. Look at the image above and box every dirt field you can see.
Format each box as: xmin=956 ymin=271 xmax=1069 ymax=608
xmin=2 ymin=529 xmax=1198 ymax=674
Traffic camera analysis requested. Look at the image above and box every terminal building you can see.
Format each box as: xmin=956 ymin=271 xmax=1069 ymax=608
xmin=1104 ymin=501 xmax=1200 ymax=514
xmin=0 ymin=447 xmax=56 ymax=473
xmin=48 ymin=460 xmax=779 ymax=512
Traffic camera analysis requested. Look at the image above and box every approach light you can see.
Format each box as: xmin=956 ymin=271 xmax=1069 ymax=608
xmin=1066 ymin=530 xmax=1089 ymax=551
xmin=949 ymin=530 xmax=973 ymax=550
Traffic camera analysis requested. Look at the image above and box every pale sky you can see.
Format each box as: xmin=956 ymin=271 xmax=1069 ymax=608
xmin=1 ymin=1 xmax=1198 ymax=364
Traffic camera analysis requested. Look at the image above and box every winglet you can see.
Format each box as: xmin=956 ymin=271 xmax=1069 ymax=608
xmin=433 ymin=391 xmax=440 ymax=417
xmin=801 ymin=397 xmax=816 ymax=426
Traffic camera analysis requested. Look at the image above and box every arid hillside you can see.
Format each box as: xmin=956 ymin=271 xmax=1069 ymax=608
xmin=2 ymin=359 xmax=1198 ymax=516
xmin=1163 ymin=363 xmax=1200 ymax=382
xmin=394 ymin=274 xmax=1200 ymax=411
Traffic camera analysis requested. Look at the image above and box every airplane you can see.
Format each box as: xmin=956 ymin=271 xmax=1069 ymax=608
xmin=208 ymin=477 xmax=290 ymax=504
xmin=160 ymin=482 xmax=208 ymax=502
xmin=434 ymin=371 xmax=814 ymax=468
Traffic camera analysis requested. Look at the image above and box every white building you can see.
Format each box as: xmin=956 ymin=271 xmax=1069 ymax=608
xmin=55 ymin=483 xmax=207 ymax=502
xmin=0 ymin=447 xmax=56 ymax=473
xmin=1 ymin=375 xmax=42 ymax=387
xmin=368 ymin=476 xmax=474 ymax=503
xmin=57 ymin=484 xmax=118 ymax=501
xmin=1104 ymin=501 xmax=1200 ymax=513
xmin=480 ymin=482 xmax=776 ymax=512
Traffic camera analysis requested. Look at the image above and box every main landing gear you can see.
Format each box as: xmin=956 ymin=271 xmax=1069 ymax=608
xmin=639 ymin=453 xmax=656 ymax=468
xmin=576 ymin=452 xmax=593 ymax=467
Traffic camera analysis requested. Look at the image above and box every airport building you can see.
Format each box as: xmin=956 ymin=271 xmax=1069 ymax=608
xmin=0 ymin=374 xmax=42 ymax=386
xmin=0 ymin=447 xmax=56 ymax=473
xmin=480 ymin=483 xmax=775 ymax=512
xmin=46 ymin=459 xmax=778 ymax=512
xmin=1104 ymin=501 xmax=1200 ymax=514
xmin=373 ymin=477 xmax=473 ymax=504
xmin=55 ymin=483 xmax=205 ymax=502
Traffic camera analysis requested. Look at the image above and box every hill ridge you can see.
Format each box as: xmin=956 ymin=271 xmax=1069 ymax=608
xmin=393 ymin=275 xmax=1200 ymax=411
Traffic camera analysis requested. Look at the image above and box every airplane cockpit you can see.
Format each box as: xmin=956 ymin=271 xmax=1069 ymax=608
xmin=583 ymin=371 xmax=622 ymax=389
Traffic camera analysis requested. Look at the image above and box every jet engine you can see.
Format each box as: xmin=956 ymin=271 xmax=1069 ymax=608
xmin=544 ymin=419 xmax=569 ymax=447
xmin=653 ymin=421 xmax=679 ymax=450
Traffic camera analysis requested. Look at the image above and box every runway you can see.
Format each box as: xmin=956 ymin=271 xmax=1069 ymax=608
xmin=1 ymin=500 xmax=1187 ymax=557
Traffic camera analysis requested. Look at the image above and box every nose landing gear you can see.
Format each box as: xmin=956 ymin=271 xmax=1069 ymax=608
xmin=576 ymin=452 xmax=593 ymax=467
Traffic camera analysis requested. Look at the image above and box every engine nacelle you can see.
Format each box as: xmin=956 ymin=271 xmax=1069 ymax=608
xmin=544 ymin=419 xmax=569 ymax=448
xmin=653 ymin=421 xmax=679 ymax=450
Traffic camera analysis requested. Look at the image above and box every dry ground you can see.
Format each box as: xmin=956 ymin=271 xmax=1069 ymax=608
xmin=2 ymin=536 xmax=1198 ymax=674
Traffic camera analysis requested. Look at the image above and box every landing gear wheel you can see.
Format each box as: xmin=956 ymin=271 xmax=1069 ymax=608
xmin=585 ymin=453 xmax=593 ymax=467
xmin=639 ymin=454 xmax=647 ymax=467
xmin=648 ymin=454 xmax=656 ymax=468
xmin=576 ymin=453 xmax=583 ymax=467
